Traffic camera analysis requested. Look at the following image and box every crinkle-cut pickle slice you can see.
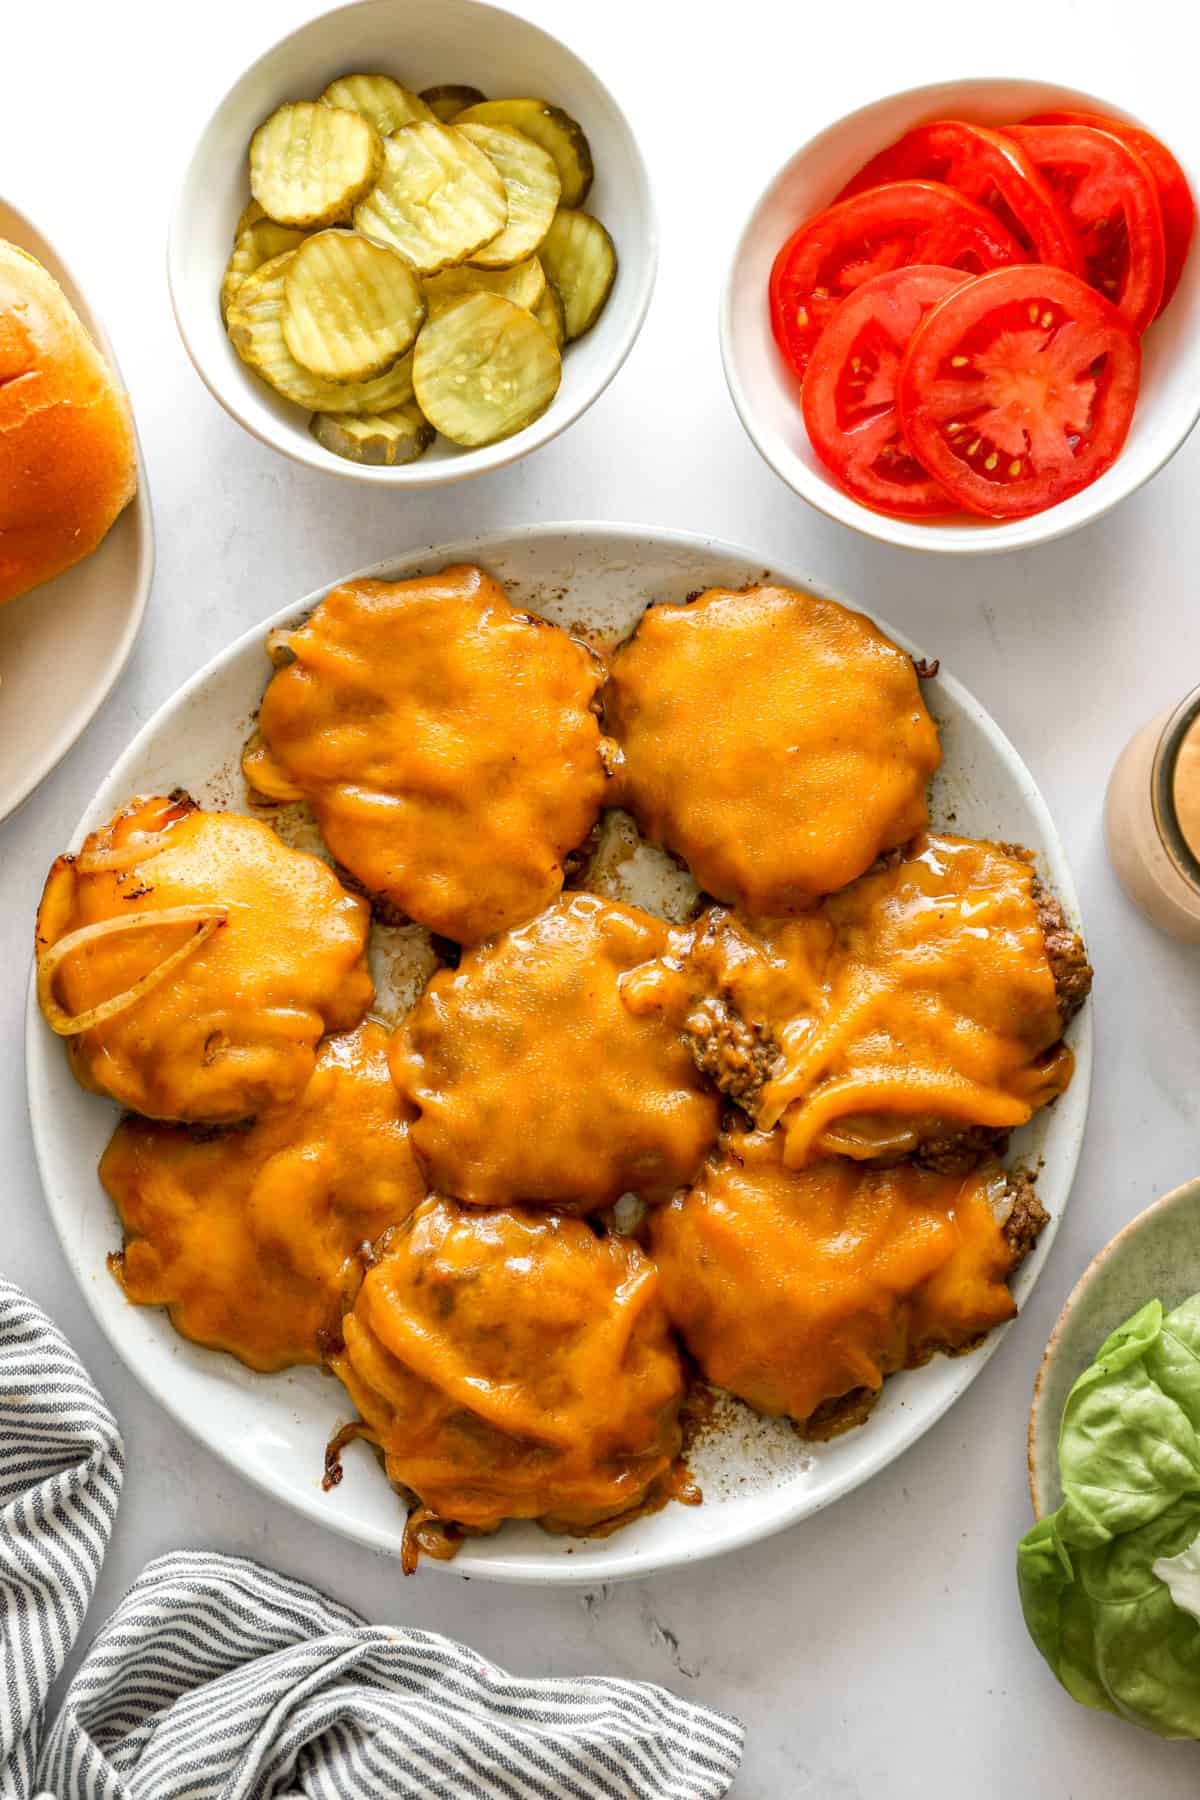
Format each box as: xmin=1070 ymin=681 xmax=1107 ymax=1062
xmin=353 ymin=122 xmax=507 ymax=276
xmin=310 ymin=400 xmax=434 ymax=466
xmin=221 ymin=216 xmax=308 ymax=320
xmin=533 ymin=280 xmax=566 ymax=349
xmin=227 ymin=252 xmax=415 ymax=414
xmin=456 ymin=122 xmax=561 ymax=268
xmin=235 ymin=198 xmax=266 ymax=235
xmin=453 ymin=98 xmax=594 ymax=208
xmin=282 ymin=230 xmax=425 ymax=382
xmin=539 ymin=208 xmax=616 ymax=340
xmin=319 ymin=72 xmax=436 ymax=135
xmin=249 ymin=101 xmax=381 ymax=228
xmin=413 ymin=292 xmax=561 ymax=446
xmin=423 ymin=256 xmax=546 ymax=318
xmin=421 ymin=83 xmax=487 ymax=123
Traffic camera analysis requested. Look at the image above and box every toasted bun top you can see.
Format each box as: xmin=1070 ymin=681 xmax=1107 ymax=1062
xmin=0 ymin=240 xmax=137 ymax=608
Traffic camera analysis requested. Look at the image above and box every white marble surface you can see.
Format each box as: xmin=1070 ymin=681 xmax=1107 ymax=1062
xmin=3 ymin=1 xmax=1200 ymax=1792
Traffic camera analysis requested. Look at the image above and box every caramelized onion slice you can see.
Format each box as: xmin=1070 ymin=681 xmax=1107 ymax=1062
xmin=983 ymin=1164 xmax=1013 ymax=1222
xmin=37 ymin=905 xmax=228 ymax=1037
xmin=265 ymin=627 xmax=297 ymax=667
xmin=74 ymin=821 xmax=190 ymax=875
xmin=401 ymin=1504 xmax=465 ymax=1575
xmin=241 ymin=731 xmax=305 ymax=803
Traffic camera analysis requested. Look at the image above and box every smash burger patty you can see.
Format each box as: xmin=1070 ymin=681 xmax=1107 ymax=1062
xmin=804 ymin=1169 xmax=1050 ymax=1441
xmin=650 ymin=1126 xmax=1047 ymax=1441
xmin=668 ymin=836 xmax=1091 ymax=1172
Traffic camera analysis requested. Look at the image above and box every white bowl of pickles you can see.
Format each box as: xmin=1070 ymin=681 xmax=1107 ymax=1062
xmin=169 ymin=0 xmax=653 ymax=481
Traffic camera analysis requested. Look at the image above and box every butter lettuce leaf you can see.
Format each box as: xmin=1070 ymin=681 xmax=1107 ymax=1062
xmin=1017 ymin=1294 xmax=1200 ymax=1738
xmin=1057 ymin=1300 xmax=1200 ymax=1547
xmin=1017 ymin=1517 xmax=1112 ymax=1715
xmin=1148 ymin=1296 xmax=1200 ymax=1431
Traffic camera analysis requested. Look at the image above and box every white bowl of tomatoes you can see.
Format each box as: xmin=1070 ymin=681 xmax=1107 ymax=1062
xmin=720 ymin=78 xmax=1198 ymax=553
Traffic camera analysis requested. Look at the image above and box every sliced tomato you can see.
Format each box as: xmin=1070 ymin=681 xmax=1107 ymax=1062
xmin=1024 ymin=110 xmax=1194 ymax=313
xmin=801 ymin=265 xmax=970 ymax=517
xmin=896 ymin=264 xmax=1140 ymax=520
xmin=837 ymin=120 xmax=1082 ymax=271
xmin=769 ymin=180 xmax=1023 ymax=378
xmin=1003 ymin=123 xmax=1165 ymax=330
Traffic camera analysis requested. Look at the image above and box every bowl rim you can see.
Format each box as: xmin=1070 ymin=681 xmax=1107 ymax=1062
xmin=25 ymin=518 xmax=1092 ymax=1582
xmin=718 ymin=74 xmax=1200 ymax=557
xmin=1027 ymin=1172 xmax=1200 ymax=1520
xmin=166 ymin=0 xmax=658 ymax=487
xmin=0 ymin=194 xmax=155 ymax=821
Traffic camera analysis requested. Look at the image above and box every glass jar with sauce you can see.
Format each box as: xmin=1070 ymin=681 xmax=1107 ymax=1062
xmin=1105 ymin=685 xmax=1200 ymax=942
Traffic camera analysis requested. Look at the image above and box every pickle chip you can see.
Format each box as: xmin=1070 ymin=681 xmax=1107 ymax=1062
xmin=412 ymin=291 xmax=561 ymax=446
xmin=353 ymin=122 xmax=507 ymax=276
xmin=227 ymin=252 xmax=416 ymax=414
xmin=457 ymin=123 xmax=561 ymax=269
xmin=310 ymin=400 xmax=434 ymax=465
xmin=250 ymin=101 xmax=382 ymax=228
xmin=282 ymin=230 xmax=425 ymax=382
xmin=235 ymin=199 xmax=266 ymax=235
xmin=319 ymin=73 xmax=436 ymax=135
xmin=221 ymin=216 xmax=309 ymax=321
xmin=452 ymin=98 xmax=594 ymax=207
xmin=420 ymin=83 xmax=487 ymax=124
xmin=539 ymin=209 xmax=616 ymax=340
xmin=533 ymin=280 xmax=566 ymax=349
xmin=422 ymin=255 xmax=546 ymax=318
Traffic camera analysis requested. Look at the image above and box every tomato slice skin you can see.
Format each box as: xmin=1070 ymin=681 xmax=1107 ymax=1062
xmin=1024 ymin=110 xmax=1194 ymax=313
xmin=1002 ymin=123 xmax=1165 ymax=331
xmin=896 ymin=264 xmax=1140 ymax=520
xmin=801 ymin=265 xmax=970 ymax=518
xmin=769 ymin=180 xmax=1023 ymax=378
xmin=836 ymin=120 xmax=1083 ymax=272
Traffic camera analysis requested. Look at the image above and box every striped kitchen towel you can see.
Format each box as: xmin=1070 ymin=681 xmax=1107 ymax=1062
xmin=0 ymin=1278 xmax=124 ymax=1800
xmin=0 ymin=1279 xmax=744 ymax=1799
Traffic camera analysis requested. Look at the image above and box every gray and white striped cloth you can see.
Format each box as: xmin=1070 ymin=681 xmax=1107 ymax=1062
xmin=0 ymin=1277 xmax=744 ymax=1798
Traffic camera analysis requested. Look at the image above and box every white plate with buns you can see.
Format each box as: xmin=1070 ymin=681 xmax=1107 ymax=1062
xmin=26 ymin=522 xmax=1091 ymax=1583
xmin=0 ymin=198 xmax=153 ymax=823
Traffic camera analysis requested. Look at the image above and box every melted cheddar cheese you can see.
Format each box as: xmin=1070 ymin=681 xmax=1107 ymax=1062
xmin=36 ymin=795 xmax=373 ymax=1122
xmin=759 ymin=834 xmax=1074 ymax=1163
xmin=627 ymin=834 xmax=1074 ymax=1166
xmin=244 ymin=564 xmax=610 ymax=944
xmin=650 ymin=1125 xmax=1018 ymax=1426
xmin=331 ymin=1197 xmax=686 ymax=1545
xmin=390 ymin=893 xmax=719 ymax=1211
xmin=604 ymin=584 xmax=941 ymax=910
xmin=102 ymin=1023 xmax=425 ymax=1372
